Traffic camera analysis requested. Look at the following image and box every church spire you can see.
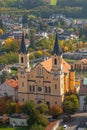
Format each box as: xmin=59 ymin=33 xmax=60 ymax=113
xmin=19 ymin=32 xmax=27 ymax=54
xmin=53 ymin=33 xmax=62 ymax=56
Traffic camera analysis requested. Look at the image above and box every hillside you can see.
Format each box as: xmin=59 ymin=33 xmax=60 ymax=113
xmin=0 ymin=0 xmax=87 ymax=18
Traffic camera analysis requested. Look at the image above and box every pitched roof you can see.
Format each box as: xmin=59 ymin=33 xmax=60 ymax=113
xmin=6 ymin=79 xmax=18 ymax=89
xmin=41 ymin=57 xmax=70 ymax=73
xmin=45 ymin=121 xmax=58 ymax=130
xmin=19 ymin=32 xmax=27 ymax=54
xmin=53 ymin=33 xmax=62 ymax=56
xmin=81 ymin=58 xmax=87 ymax=64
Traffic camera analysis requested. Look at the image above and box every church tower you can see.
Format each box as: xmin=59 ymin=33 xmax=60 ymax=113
xmin=18 ymin=32 xmax=30 ymax=102
xmin=52 ymin=33 xmax=64 ymax=104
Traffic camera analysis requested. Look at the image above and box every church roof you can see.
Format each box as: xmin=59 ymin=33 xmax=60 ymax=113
xmin=41 ymin=57 xmax=70 ymax=73
xmin=19 ymin=32 xmax=27 ymax=54
xmin=53 ymin=33 xmax=62 ymax=56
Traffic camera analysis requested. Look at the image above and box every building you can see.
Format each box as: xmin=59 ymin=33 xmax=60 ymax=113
xmin=79 ymin=78 xmax=87 ymax=111
xmin=72 ymin=58 xmax=87 ymax=71
xmin=0 ymin=79 xmax=18 ymax=100
xmin=18 ymin=33 xmax=75 ymax=107
xmin=9 ymin=113 xmax=28 ymax=127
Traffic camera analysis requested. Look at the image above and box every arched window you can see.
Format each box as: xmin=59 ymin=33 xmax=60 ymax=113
xmin=54 ymin=58 xmax=57 ymax=65
xmin=21 ymin=57 xmax=23 ymax=63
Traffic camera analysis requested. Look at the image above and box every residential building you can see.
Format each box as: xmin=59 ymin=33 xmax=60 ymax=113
xmin=79 ymin=78 xmax=87 ymax=111
xmin=9 ymin=113 xmax=28 ymax=127
xmin=0 ymin=79 xmax=18 ymax=100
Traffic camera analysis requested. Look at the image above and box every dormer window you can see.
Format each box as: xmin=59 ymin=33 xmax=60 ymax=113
xmin=54 ymin=58 xmax=57 ymax=65
xmin=21 ymin=57 xmax=23 ymax=63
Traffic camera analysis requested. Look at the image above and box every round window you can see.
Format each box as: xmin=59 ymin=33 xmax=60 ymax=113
xmin=38 ymin=87 xmax=42 ymax=91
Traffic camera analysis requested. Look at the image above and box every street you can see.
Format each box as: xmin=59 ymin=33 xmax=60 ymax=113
xmin=59 ymin=112 xmax=87 ymax=130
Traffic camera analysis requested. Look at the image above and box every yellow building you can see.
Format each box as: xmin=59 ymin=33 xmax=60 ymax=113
xmin=18 ymin=33 xmax=75 ymax=107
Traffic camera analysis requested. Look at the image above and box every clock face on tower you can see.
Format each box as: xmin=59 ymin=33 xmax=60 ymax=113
xmin=53 ymin=71 xmax=58 ymax=77
xmin=20 ymin=69 xmax=25 ymax=75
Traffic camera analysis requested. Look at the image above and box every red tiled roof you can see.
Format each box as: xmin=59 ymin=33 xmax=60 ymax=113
xmin=45 ymin=121 xmax=58 ymax=130
xmin=6 ymin=79 xmax=18 ymax=89
xmin=41 ymin=57 xmax=70 ymax=73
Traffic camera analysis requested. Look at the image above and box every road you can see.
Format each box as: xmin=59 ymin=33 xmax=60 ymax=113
xmin=59 ymin=112 xmax=87 ymax=130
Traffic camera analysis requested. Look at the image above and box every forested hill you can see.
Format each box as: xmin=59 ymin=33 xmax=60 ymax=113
xmin=0 ymin=0 xmax=86 ymax=9
xmin=0 ymin=0 xmax=87 ymax=18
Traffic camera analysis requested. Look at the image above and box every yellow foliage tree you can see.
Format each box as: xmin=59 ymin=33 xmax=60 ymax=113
xmin=37 ymin=50 xmax=43 ymax=56
xmin=63 ymin=46 xmax=68 ymax=52
xmin=0 ymin=28 xmax=4 ymax=36
xmin=5 ymin=38 xmax=14 ymax=44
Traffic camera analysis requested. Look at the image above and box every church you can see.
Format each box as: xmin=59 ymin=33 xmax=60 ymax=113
xmin=18 ymin=33 xmax=75 ymax=107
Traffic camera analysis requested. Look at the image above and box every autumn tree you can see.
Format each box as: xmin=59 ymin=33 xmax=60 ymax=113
xmin=49 ymin=105 xmax=63 ymax=119
xmin=0 ymin=28 xmax=4 ymax=36
xmin=4 ymin=38 xmax=19 ymax=52
xmin=16 ymin=101 xmax=24 ymax=113
xmin=62 ymin=95 xmax=79 ymax=115
xmin=0 ymin=97 xmax=6 ymax=115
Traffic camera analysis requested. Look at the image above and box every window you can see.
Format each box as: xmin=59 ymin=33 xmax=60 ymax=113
xmin=54 ymin=58 xmax=57 ymax=65
xmin=22 ymin=82 xmax=24 ymax=87
xmin=33 ymin=85 xmax=35 ymax=92
xmin=45 ymin=86 xmax=47 ymax=93
xmin=55 ymin=101 xmax=57 ymax=104
xmin=21 ymin=57 xmax=23 ymax=63
xmin=55 ymin=84 xmax=57 ymax=89
xmin=30 ymin=85 xmax=32 ymax=91
xmin=49 ymin=86 xmax=51 ymax=93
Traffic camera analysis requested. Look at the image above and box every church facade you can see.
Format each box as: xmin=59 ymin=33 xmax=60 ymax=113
xmin=18 ymin=33 xmax=75 ymax=107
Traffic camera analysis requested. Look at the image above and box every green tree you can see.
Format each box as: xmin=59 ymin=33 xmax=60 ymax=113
xmin=30 ymin=124 xmax=44 ymax=130
xmin=0 ymin=71 xmax=10 ymax=83
xmin=22 ymin=14 xmax=28 ymax=26
xmin=62 ymin=95 xmax=79 ymax=115
xmin=0 ymin=19 xmax=4 ymax=30
xmin=37 ymin=103 xmax=48 ymax=114
xmin=29 ymin=28 xmax=36 ymax=48
xmin=49 ymin=105 xmax=63 ymax=119
xmin=5 ymin=100 xmax=16 ymax=114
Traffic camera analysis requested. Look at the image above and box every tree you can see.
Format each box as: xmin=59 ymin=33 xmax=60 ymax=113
xmin=16 ymin=101 xmax=24 ymax=113
xmin=23 ymin=101 xmax=48 ymax=128
xmin=5 ymin=100 xmax=16 ymax=114
xmin=0 ymin=71 xmax=10 ymax=83
xmin=0 ymin=19 xmax=4 ymax=30
xmin=49 ymin=105 xmax=63 ymax=119
xmin=0 ymin=28 xmax=4 ymax=36
xmin=62 ymin=95 xmax=79 ymax=115
xmin=4 ymin=38 xmax=19 ymax=52
xmin=22 ymin=14 xmax=28 ymax=26
xmin=29 ymin=28 xmax=36 ymax=48
xmin=30 ymin=124 xmax=44 ymax=130
xmin=37 ymin=103 xmax=48 ymax=114
xmin=0 ymin=97 xmax=6 ymax=115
